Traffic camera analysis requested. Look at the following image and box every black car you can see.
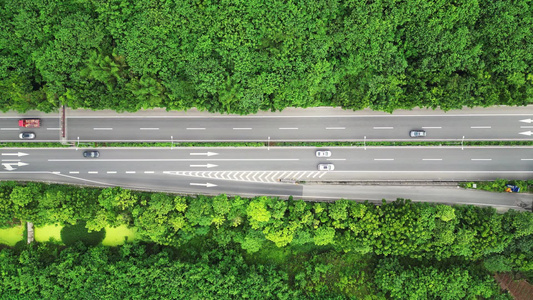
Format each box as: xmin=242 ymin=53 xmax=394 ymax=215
xmin=83 ymin=150 xmax=100 ymax=158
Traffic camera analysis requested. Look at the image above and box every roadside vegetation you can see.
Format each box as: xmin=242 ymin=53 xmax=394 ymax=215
xmin=1 ymin=141 xmax=532 ymax=148
xmin=1 ymin=0 xmax=531 ymax=114
xmin=461 ymin=179 xmax=533 ymax=193
xmin=1 ymin=181 xmax=531 ymax=298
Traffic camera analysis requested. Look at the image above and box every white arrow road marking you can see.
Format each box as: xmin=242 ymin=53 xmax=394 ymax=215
xmin=519 ymin=131 xmax=533 ymax=136
xmin=520 ymin=118 xmax=533 ymax=123
xmin=2 ymin=152 xmax=29 ymax=157
xmin=190 ymin=164 xmax=218 ymax=168
xmin=2 ymin=162 xmax=29 ymax=168
xmin=189 ymin=152 xmax=219 ymax=156
xmin=190 ymin=183 xmax=217 ymax=187
xmin=2 ymin=164 xmax=15 ymax=171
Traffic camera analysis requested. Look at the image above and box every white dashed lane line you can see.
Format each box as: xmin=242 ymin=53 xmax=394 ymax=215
xmin=46 ymin=128 xmax=61 ymax=130
xmin=374 ymin=158 xmax=394 ymax=161
xmin=186 ymin=128 xmax=206 ymax=130
xmin=471 ymin=159 xmax=492 ymax=161
xmin=94 ymin=128 xmax=113 ymax=130
xmin=373 ymin=127 xmax=393 ymax=129
xmin=88 ymin=171 xmax=98 ymax=174
xmin=422 ymin=159 xmax=443 ymax=161
xmin=69 ymin=171 xmax=79 ymax=174
xmin=0 ymin=128 xmax=19 ymax=130
xmin=279 ymin=127 xmax=298 ymax=130
xmin=140 ymin=128 xmax=159 ymax=130
xmin=325 ymin=127 xmax=346 ymax=130
xmin=125 ymin=171 xmax=136 ymax=174
xmin=144 ymin=171 xmax=155 ymax=174
xmin=233 ymin=128 xmax=252 ymax=130
xmin=470 ymin=126 xmax=491 ymax=129
xmin=421 ymin=127 xmax=442 ymax=129
xmin=107 ymin=171 xmax=117 ymax=174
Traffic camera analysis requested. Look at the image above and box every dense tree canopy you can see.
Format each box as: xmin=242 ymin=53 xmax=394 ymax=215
xmin=0 ymin=0 xmax=531 ymax=114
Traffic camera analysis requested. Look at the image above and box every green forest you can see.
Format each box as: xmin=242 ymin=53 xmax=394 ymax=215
xmin=1 ymin=182 xmax=532 ymax=298
xmin=1 ymin=0 xmax=531 ymax=114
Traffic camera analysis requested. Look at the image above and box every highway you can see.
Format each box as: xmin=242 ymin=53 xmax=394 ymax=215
xmin=0 ymin=106 xmax=532 ymax=142
xmin=0 ymin=147 xmax=531 ymax=210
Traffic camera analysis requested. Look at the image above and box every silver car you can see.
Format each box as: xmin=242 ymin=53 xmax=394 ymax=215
xmin=318 ymin=163 xmax=335 ymax=171
xmin=315 ymin=150 xmax=332 ymax=157
xmin=19 ymin=132 xmax=36 ymax=140
xmin=409 ymin=130 xmax=426 ymax=138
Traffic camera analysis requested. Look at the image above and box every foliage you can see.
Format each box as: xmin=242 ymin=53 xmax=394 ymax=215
xmin=0 ymin=243 xmax=300 ymax=299
xmin=374 ymin=258 xmax=502 ymax=299
xmin=0 ymin=0 xmax=531 ymax=114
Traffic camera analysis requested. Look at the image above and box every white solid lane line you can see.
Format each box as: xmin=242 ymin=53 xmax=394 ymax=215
xmin=422 ymin=159 xmax=443 ymax=161
xmin=421 ymin=127 xmax=442 ymax=129
xmin=325 ymin=127 xmax=346 ymax=130
xmin=140 ymin=128 xmax=159 ymax=130
xmin=279 ymin=127 xmax=298 ymax=130
xmin=471 ymin=159 xmax=492 ymax=161
xmin=373 ymin=127 xmax=394 ymax=129
xmin=374 ymin=158 xmax=394 ymax=161
xmin=470 ymin=126 xmax=491 ymax=129
xmin=233 ymin=128 xmax=252 ymax=130
xmin=94 ymin=128 xmax=113 ymax=130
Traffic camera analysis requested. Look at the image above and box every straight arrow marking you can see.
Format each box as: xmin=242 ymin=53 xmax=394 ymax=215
xmin=519 ymin=118 xmax=532 ymax=124
xmin=190 ymin=183 xmax=217 ymax=187
xmin=189 ymin=164 xmax=218 ymax=168
xmin=190 ymin=152 xmax=219 ymax=156
xmin=519 ymin=131 xmax=533 ymax=136
xmin=2 ymin=152 xmax=29 ymax=157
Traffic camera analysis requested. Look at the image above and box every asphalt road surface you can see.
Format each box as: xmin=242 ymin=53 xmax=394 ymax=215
xmin=0 ymin=106 xmax=531 ymax=142
xmin=0 ymin=147 xmax=531 ymax=209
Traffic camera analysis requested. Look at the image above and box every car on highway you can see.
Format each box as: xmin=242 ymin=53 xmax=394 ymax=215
xmin=318 ymin=163 xmax=335 ymax=171
xmin=315 ymin=150 xmax=332 ymax=157
xmin=409 ymin=130 xmax=426 ymax=138
xmin=83 ymin=150 xmax=100 ymax=158
xmin=19 ymin=132 xmax=36 ymax=140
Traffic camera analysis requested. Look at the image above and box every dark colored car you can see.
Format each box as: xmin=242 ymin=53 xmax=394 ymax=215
xmin=83 ymin=150 xmax=100 ymax=158
xmin=19 ymin=132 xmax=36 ymax=139
xmin=409 ymin=130 xmax=426 ymax=138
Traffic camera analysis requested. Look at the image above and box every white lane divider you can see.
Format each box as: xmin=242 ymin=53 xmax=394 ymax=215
xmin=69 ymin=171 xmax=79 ymax=174
xmin=186 ymin=128 xmax=206 ymax=130
xmin=374 ymin=158 xmax=394 ymax=161
xmin=521 ymin=159 xmax=533 ymax=161
xmin=88 ymin=171 xmax=98 ymax=174
xmin=107 ymin=171 xmax=117 ymax=174
xmin=471 ymin=159 xmax=492 ymax=161
xmin=325 ymin=127 xmax=346 ymax=130
xmin=144 ymin=171 xmax=154 ymax=174
xmin=94 ymin=128 xmax=113 ymax=130
xmin=140 ymin=128 xmax=159 ymax=130
xmin=373 ymin=127 xmax=393 ymax=129
xmin=422 ymin=159 xmax=443 ymax=161
xmin=470 ymin=126 xmax=491 ymax=129
xmin=422 ymin=127 xmax=442 ymax=129
xmin=520 ymin=126 xmax=533 ymax=128
xmin=46 ymin=128 xmax=61 ymax=130
xmin=233 ymin=128 xmax=252 ymax=130
xmin=125 ymin=171 xmax=136 ymax=174
xmin=279 ymin=128 xmax=298 ymax=130
xmin=0 ymin=128 xmax=19 ymax=130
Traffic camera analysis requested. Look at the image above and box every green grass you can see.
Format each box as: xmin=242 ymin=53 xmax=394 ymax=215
xmin=61 ymin=221 xmax=105 ymax=246
xmin=35 ymin=224 xmax=64 ymax=244
xmin=101 ymin=225 xmax=137 ymax=246
xmin=0 ymin=226 xmax=24 ymax=246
